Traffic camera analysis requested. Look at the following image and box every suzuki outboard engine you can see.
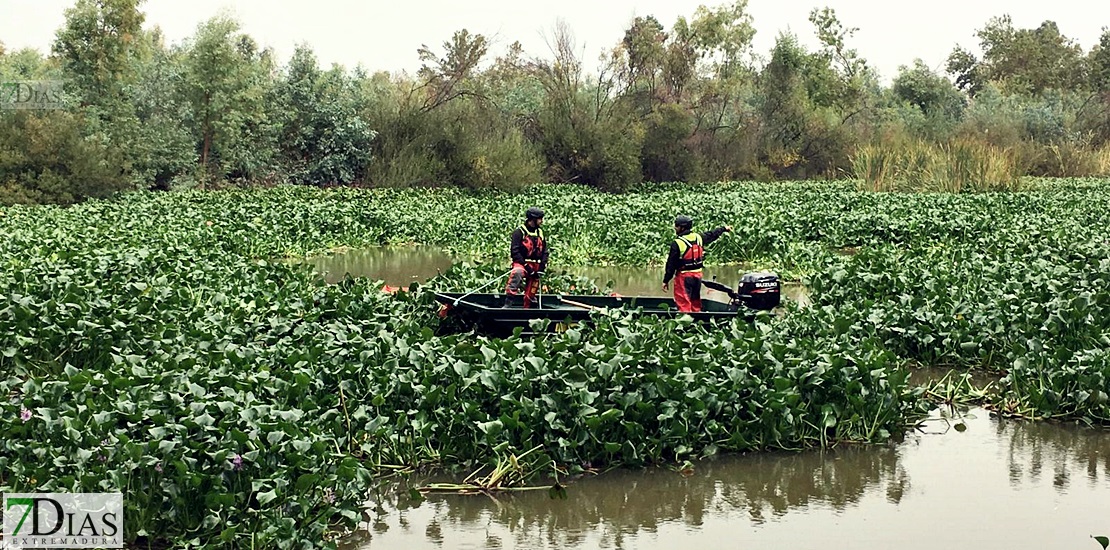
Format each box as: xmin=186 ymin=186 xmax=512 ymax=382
xmin=737 ymin=271 xmax=780 ymax=311
xmin=701 ymin=271 xmax=781 ymax=311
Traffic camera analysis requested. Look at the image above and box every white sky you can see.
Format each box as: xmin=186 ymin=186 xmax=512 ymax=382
xmin=2 ymin=0 xmax=1108 ymax=82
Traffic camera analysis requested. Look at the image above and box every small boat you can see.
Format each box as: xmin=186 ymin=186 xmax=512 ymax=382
xmin=434 ymin=272 xmax=781 ymax=336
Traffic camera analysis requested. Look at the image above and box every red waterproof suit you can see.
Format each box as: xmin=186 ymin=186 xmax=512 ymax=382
xmin=663 ymin=226 xmax=728 ymax=312
xmin=505 ymin=224 xmax=548 ymax=308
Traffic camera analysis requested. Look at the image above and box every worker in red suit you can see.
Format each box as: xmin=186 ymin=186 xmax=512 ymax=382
xmin=662 ymin=215 xmax=732 ymax=312
xmin=504 ymin=207 xmax=549 ymax=308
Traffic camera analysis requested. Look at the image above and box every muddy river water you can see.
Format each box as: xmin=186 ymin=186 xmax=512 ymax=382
xmin=341 ymin=408 xmax=1110 ymax=550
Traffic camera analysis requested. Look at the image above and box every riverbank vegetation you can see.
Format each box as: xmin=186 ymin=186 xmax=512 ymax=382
xmin=3 ymin=1 xmax=1110 ymax=204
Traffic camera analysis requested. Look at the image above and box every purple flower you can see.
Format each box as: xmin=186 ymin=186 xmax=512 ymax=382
xmin=154 ymin=463 xmax=164 ymax=473
xmin=20 ymin=407 xmax=32 ymax=422
xmin=232 ymin=453 xmax=243 ymax=470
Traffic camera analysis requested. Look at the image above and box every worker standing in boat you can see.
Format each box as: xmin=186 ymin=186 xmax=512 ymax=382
xmin=662 ymin=215 xmax=732 ymax=312
xmin=504 ymin=207 xmax=549 ymax=308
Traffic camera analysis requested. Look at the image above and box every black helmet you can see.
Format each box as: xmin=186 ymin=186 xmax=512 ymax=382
xmin=674 ymin=215 xmax=693 ymax=229
xmin=526 ymin=207 xmax=545 ymax=220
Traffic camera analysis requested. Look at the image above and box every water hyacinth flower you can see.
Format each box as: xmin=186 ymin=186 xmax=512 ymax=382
xmin=154 ymin=463 xmax=164 ymax=473
xmin=20 ymin=407 xmax=32 ymax=422
xmin=232 ymin=453 xmax=243 ymax=470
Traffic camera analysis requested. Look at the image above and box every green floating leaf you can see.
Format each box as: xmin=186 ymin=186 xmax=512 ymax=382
xmin=547 ymin=483 xmax=567 ymax=500
xmin=477 ymin=419 xmax=503 ymax=436
xmin=257 ymin=488 xmax=278 ymax=505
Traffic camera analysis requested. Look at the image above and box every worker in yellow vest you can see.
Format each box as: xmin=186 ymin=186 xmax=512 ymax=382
xmin=662 ymin=215 xmax=732 ymax=312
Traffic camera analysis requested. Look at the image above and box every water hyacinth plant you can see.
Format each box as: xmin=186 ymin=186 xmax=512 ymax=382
xmin=1 ymin=179 xmax=1109 ymax=547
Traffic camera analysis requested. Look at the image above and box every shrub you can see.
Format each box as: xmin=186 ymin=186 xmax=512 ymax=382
xmin=641 ymin=103 xmax=695 ymax=183
xmin=0 ymin=110 xmax=128 ymax=205
xmin=534 ymin=98 xmax=644 ymax=192
xmin=367 ymin=100 xmax=542 ymax=191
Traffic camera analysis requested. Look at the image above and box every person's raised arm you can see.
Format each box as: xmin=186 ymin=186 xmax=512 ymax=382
xmin=701 ymin=225 xmax=732 ymax=246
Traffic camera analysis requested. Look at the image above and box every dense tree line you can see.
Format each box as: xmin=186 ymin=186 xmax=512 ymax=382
xmin=1 ymin=0 xmax=1109 ymax=204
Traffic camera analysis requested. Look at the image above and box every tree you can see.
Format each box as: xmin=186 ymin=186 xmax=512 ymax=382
xmin=365 ymin=30 xmax=542 ymax=190
xmin=757 ymin=32 xmax=853 ymax=178
xmin=947 ymin=16 xmax=1087 ymax=96
xmin=641 ymin=103 xmax=695 ymax=182
xmin=52 ymin=0 xmax=146 ymax=188
xmin=276 ymin=46 xmax=375 ymax=185
xmin=479 ymin=41 xmax=545 ymax=121
xmin=759 ymin=34 xmax=812 ymax=168
xmin=685 ymin=0 xmax=756 ymax=80
xmin=180 ymin=15 xmax=278 ymax=182
xmin=945 ymin=46 xmax=984 ymax=95
xmin=1090 ymin=29 xmax=1110 ymax=94
xmin=681 ymin=0 xmax=757 ymax=125
xmin=892 ymin=59 xmax=966 ymax=119
xmin=533 ymin=21 xmax=643 ymax=190
xmin=809 ymin=7 xmax=866 ymax=81
xmin=668 ymin=2 xmax=757 ymax=147
xmin=1083 ymin=29 xmax=1110 ymax=144
xmin=52 ymin=0 xmax=145 ymax=106
xmin=128 ymin=28 xmax=196 ymax=189
xmin=806 ymin=7 xmax=877 ymax=123
xmin=416 ymin=29 xmax=488 ymax=112
xmin=0 ymin=111 xmax=126 ymax=205
xmin=0 ymin=48 xmax=55 ymax=80
xmin=621 ymin=16 xmax=667 ymax=108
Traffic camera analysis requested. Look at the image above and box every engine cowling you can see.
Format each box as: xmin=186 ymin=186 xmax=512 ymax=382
xmin=738 ymin=271 xmax=780 ymax=311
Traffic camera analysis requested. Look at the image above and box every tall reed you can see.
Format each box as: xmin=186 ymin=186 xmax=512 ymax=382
xmin=1099 ymin=144 xmax=1110 ymax=176
xmin=853 ymin=139 xmax=1022 ymax=192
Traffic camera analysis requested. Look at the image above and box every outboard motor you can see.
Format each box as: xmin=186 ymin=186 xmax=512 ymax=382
xmin=701 ymin=271 xmax=781 ymax=311
xmin=737 ymin=271 xmax=780 ymax=311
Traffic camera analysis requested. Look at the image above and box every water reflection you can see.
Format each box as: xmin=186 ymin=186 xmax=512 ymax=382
xmin=347 ymin=408 xmax=1110 ymax=550
xmin=304 ymin=246 xmax=459 ymax=285
xmin=997 ymin=417 xmax=1110 ymax=491
xmin=348 ymin=446 xmax=905 ymax=550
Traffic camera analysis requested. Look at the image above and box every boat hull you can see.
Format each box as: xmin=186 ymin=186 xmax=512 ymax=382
xmin=433 ymin=292 xmax=754 ymax=336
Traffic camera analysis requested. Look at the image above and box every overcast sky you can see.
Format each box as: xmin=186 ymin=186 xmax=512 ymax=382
xmin=2 ymin=0 xmax=1108 ymax=81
